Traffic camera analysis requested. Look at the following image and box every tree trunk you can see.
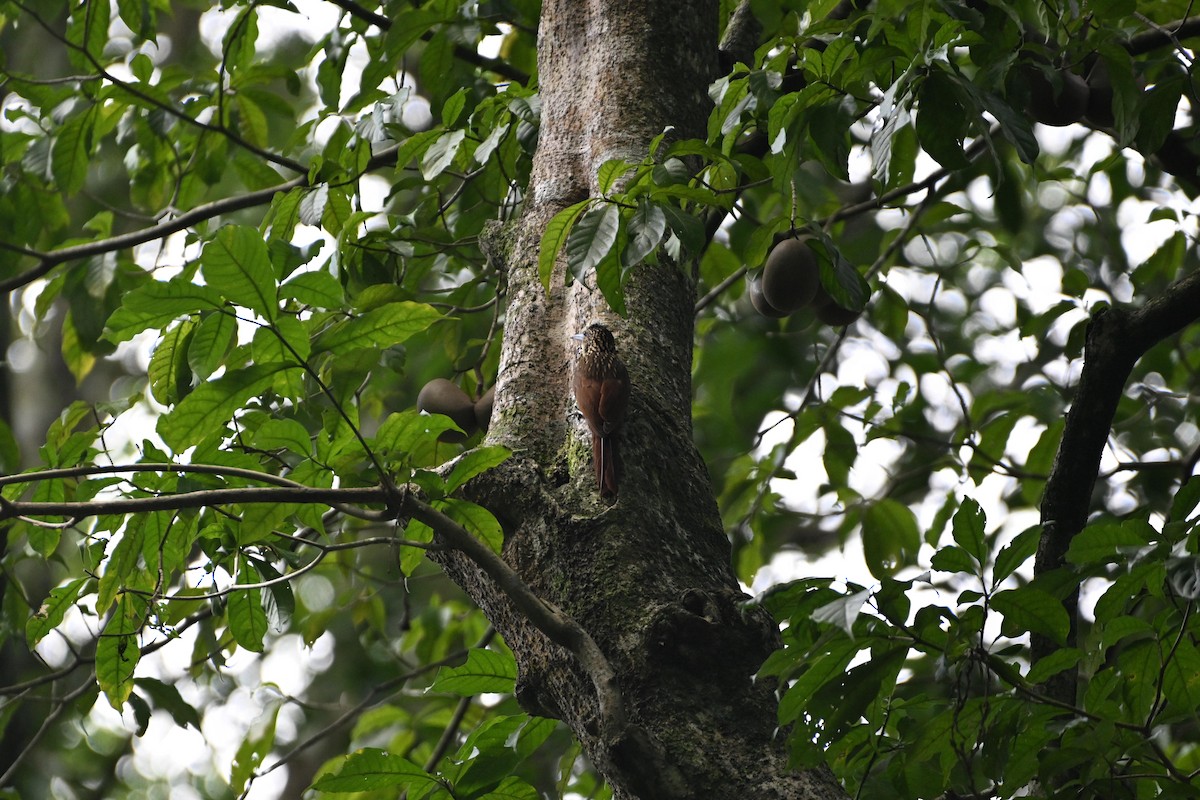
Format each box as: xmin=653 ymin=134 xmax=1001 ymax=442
xmin=430 ymin=2 xmax=846 ymax=798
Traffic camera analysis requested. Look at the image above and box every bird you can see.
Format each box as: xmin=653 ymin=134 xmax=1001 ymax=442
xmin=572 ymin=323 xmax=630 ymax=498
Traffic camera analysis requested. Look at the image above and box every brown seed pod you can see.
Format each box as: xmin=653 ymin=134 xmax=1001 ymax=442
xmin=811 ymin=283 xmax=862 ymax=327
xmin=417 ymin=378 xmax=478 ymax=441
xmin=474 ymin=385 xmax=495 ymax=432
xmin=747 ymin=274 xmax=789 ymax=318
xmin=762 ymin=237 xmax=820 ymax=313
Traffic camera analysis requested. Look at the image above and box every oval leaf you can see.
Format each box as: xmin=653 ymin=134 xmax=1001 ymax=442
xmin=565 ymin=202 xmax=620 ymax=280
xmin=200 ymin=225 xmax=278 ymax=320
xmin=431 ymin=648 xmax=517 ymax=695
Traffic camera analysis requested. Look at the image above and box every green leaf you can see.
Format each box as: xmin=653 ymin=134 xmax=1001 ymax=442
xmin=811 ymin=233 xmax=869 ymax=312
xmin=187 ymin=311 xmax=237 ymax=381
xmin=251 ymin=418 xmax=312 ymax=457
xmin=861 ymin=499 xmax=921 ymax=579
xmin=312 ymin=749 xmax=439 ymax=793
xmin=26 ymin=577 xmax=88 ymax=648
xmin=374 ymin=409 xmax=462 ymax=471
xmin=1025 ymin=647 xmax=1083 ymax=686
xmin=623 ymin=199 xmax=667 ymax=266
xmin=200 ymin=225 xmax=278 ymax=320
xmin=952 ymin=497 xmax=987 ymax=566
xmin=595 ymin=244 xmax=627 ymax=317
xmin=227 ymin=562 xmax=268 ymax=653
xmin=134 ymin=677 xmax=203 ymax=730
xmin=254 ymin=316 xmax=312 ymax=366
xmin=51 ymin=107 xmax=96 ymax=194
xmin=431 ymin=648 xmax=517 ymax=695
xmin=322 ymin=186 xmax=355 ymax=235
xmin=454 ymin=715 xmax=556 ymax=795
xmin=392 ymin=128 xmax=444 ymax=173
xmin=280 ymin=270 xmax=345 ymax=309
xmin=157 ymin=363 xmax=301 ymax=451
xmin=421 ymin=129 xmax=466 ymax=179
xmin=477 ymin=776 xmax=540 ymax=800
xmin=104 ymin=281 xmax=225 ymax=344
xmin=777 ymin=637 xmax=863 ymax=724
xmin=1066 ymin=519 xmax=1154 ymax=566
xmin=930 ymin=544 xmax=978 ymax=575
xmin=442 ymin=87 xmax=468 ymax=127
xmin=1170 ymin=478 xmax=1200 ymax=524
xmin=437 ymin=498 xmax=504 ymax=554
xmin=313 ymin=302 xmax=441 ymax=353
xmin=978 ymin=90 xmax=1039 ymax=165
xmin=916 ymin=70 xmax=970 ymax=169
xmin=97 ymin=592 xmax=149 ymax=710
xmin=117 ymin=0 xmax=156 ymax=39
xmin=991 ymin=585 xmax=1070 ymax=645
xmin=445 ymin=445 xmax=512 ymax=494
xmin=474 ymin=122 xmax=509 ymax=166
xmin=147 ymin=321 xmax=195 ymax=406
xmin=993 ymin=526 xmax=1040 ymax=586
xmin=597 ymin=158 xmax=634 ymax=194
xmin=538 ymin=199 xmax=591 ymax=292
xmin=658 ymin=203 xmax=705 ymax=255
xmin=566 ymin=203 xmax=620 ymax=280
xmin=1021 ymin=420 xmax=1062 ymax=504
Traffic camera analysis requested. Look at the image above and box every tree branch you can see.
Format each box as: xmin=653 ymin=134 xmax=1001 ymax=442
xmin=0 ymin=461 xmax=631 ymax=777
xmin=1033 ymin=269 xmax=1200 ymax=700
xmin=0 ymin=136 xmax=409 ymax=294
xmin=399 ymin=493 xmax=627 ymax=733
xmin=324 ymin=0 xmax=531 ymax=84
xmin=1127 ymin=15 xmax=1200 ymax=56
xmin=11 ymin=1 xmax=307 ymax=175
xmin=0 ymin=485 xmax=388 ymax=520
xmin=0 ymin=176 xmax=306 ymax=294
xmin=325 ymin=0 xmax=390 ymax=28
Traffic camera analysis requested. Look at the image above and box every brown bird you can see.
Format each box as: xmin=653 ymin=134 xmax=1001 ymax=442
xmin=572 ymin=323 xmax=630 ymax=498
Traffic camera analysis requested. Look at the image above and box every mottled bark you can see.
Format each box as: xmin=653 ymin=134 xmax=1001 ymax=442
xmin=429 ymin=1 xmax=846 ymax=798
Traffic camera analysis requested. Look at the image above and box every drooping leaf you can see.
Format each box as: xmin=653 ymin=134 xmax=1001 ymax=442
xmin=26 ymin=577 xmax=88 ymax=649
xmin=565 ymin=202 xmax=620 ymax=281
xmin=861 ymin=499 xmax=921 ymax=579
xmin=227 ymin=562 xmax=269 ymax=653
xmin=280 ymin=270 xmax=345 ymax=309
xmin=538 ymin=199 xmax=591 ymax=291
xmin=436 ymin=498 xmax=504 ymax=554
xmin=147 ymin=320 xmax=195 ymax=406
xmin=97 ymin=592 xmax=149 ymax=710
xmin=624 ymin=199 xmax=667 ymax=266
xmin=951 ymin=497 xmax=987 ymax=567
